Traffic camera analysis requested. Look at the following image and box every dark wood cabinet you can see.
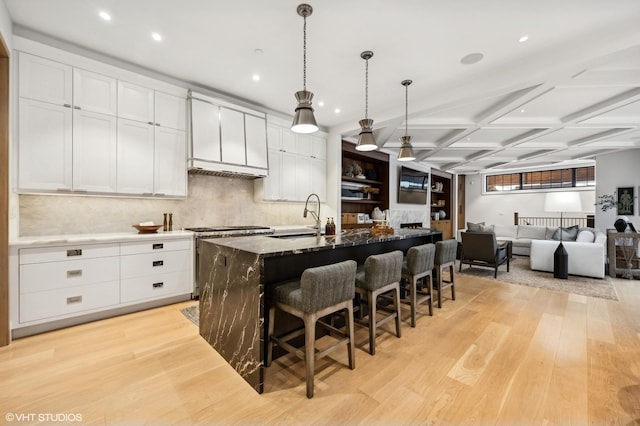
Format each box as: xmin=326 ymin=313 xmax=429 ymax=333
xmin=341 ymin=141 xmax=389 ymax=229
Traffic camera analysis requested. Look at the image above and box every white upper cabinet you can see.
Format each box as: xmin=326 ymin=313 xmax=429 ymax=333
xmin=117 ymin=81 xmax=155 ymax=124
xmin=17 ymin=45 xmax=187 ymax=197
xmin=117 ymin=118 xmax=155 ymax=194
xmin=155 ymin=91 xmax=186 ymax=131
xmin=188 ymin=93 xmax=267 ymax=176
xmin=154 ymin=126 xmax=187 ymax=196
xmin=245 ymin=114 xmax=268 ymax=169
xmin=255 ymin=118 xmax=326 ymax=202
xmin=73 ymin=68 xmax=117 ymax=116
xmin=312 ymin=135 xmax=327 ymax=159
xmin=18 ymin=52 xmax=72 ymax=106
xmin=73 ymin=109 xmax=117 ymax=192
xmin=190 ymin=97 xmax=221 ymax=162
xmin=220 ymin=107 xmax=246 ymax=165
xmin=18 ymin=98 xmax=73 ymax=191
xmin=295 ymin=134 xmax=313 ymax=157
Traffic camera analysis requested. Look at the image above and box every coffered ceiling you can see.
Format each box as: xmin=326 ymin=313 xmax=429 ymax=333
xmin=5 ymin=0 xmax=640 ymax=173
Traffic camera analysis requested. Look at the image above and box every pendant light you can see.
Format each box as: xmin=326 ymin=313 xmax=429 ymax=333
xmin=397 ymin=79 xmax=416 ymax=162
xmin=291 ymin=4 xmax=318 ymax=134
xmin=355 ymin=51 xmax=377 ymax=151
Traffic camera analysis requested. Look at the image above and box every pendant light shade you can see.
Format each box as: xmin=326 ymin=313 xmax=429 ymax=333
xmin=356 ymin=51 xmax=377 ymax=151
xmin=397 ymin=79 xmax=416 ymax=162
xmin=291 ymin=4 xmax=318 ymax=134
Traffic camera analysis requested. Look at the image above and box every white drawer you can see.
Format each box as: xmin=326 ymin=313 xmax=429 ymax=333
xmin=121 ymin=270 xmax=191 ymax=303
xmin=20 ymin=280 xmax=120 ymax=323
xmin=20 ymin=243 xmax=119 ymax=264
xmin=120 ymin=239 xmax=191 ymax=255
xmin=120 ymin=249 xmax=192 ymax=278
xmin=20 ymin=256 xmax=120 ymax=294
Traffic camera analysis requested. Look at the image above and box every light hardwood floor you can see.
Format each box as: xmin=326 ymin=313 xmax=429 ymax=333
xmin=1 ymin=273 xmax=639 ymax=424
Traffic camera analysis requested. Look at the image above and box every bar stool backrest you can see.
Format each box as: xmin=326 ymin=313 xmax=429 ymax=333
xmin=362 ymin=250 xmax=403 ymax=291
xmin=300 ymin=260 xmax=357 ymax=312
xmin=407 ymin=244 xmax=436 ymax=275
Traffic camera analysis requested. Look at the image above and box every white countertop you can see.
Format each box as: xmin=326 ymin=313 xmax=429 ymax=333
xmin=9 ymin=230 xmax=195 ymax=248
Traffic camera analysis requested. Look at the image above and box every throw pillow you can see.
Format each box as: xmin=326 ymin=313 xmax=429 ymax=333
xmin=552 ymin=225 xmax=579 ymax=241
xmin=467 ymin=221 xmax=485 ymax=232
xmin=576 ymin=229 xmax=595 ymax=243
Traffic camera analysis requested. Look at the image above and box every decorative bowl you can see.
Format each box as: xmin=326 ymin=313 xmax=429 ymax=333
xmin=132 ymin=224 xmax=163 ymax=234
xmin=438 ymin=210 xmax=446 ymax=220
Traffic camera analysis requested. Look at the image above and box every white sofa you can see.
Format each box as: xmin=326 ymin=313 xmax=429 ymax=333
xmin=529 ymin=237 xmax=606 ymax=279
xmin=458 ymin=223 xmax=607 ymax=279
xmin=458 ymin=224 xmax=553 ymax=256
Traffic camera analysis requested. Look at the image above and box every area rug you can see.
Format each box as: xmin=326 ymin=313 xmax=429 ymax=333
xmin=457 ymin=256 xmax=619 ymax=301
xmin=181 ymin=305 xmax=199 ymax=326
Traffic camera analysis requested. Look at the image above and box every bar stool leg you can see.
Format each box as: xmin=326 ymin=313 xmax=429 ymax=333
xmin=267 ymin=306 xmax=275 ymax=367
xmin=409 ymin=276 xmax=417 ymax=328
xmin=368 ymin=290 xmax=378 ymax=355
xmin=449 ymin=264 xmax=456 ymax=300
xmin=303 ymin=313 xmax=316 ymax=399
xmin=346 ymin=303 xmax=355 ymax=369
xmin=394 ymin=285 xmax=402 ymax=337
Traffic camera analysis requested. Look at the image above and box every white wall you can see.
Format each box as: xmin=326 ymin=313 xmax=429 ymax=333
xmin=595 ymin=149 xmax=640 ymax=231
xmin=464 ymin=172 xmax=595 ymax=227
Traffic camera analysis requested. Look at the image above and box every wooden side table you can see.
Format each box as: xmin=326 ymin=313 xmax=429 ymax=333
xmin=607 ymin=230 xmax=640 ymax=278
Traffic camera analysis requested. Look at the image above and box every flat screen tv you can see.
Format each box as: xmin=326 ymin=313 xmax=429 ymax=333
xmin=398 ymin=166 xmax=429 ymax=204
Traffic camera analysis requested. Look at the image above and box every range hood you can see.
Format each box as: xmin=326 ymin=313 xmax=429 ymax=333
xmin=188 ymin=91 xmax=269 ymax=179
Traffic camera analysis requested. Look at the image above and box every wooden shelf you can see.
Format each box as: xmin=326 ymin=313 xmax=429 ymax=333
xmin=342 ymin=176 xmax=383 ymax=186
xmin=341 ymin=198 xmax=382 ymax=205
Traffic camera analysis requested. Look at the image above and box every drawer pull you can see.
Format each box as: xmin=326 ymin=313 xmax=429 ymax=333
xmin=67 ymin=249 xmax=83 ymax=257
xmin=152 ymin=260 xmax=164 ymax=267
xmin=66 ymin=296 xmax=82 ymax=304
xmin=152 ymin=282 xmax=164 ymax=288
xmin=67 ymin=269 xmax=83 ymax=278
xmin=153 ymin=243 xmax=164 ymax=250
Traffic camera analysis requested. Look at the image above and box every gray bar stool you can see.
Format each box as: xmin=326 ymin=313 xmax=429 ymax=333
xmin=267 ymin=259 xmax=357 ymax=399
xmin=434 ymin=239 xmax=458 ymax=308
xmin=355 ymin=250 xmax=403 ymax=355
xmin=401 ymin=243 xmax=436 ymax=327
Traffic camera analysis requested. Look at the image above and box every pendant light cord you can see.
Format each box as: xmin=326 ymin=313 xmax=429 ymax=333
xmin=302 ymin=15 xmax=307 ymax=90
xmin=405 ymin=83 xmax=408 ymax=136
xmin=364 ymin=58 xmax=369 ymax=119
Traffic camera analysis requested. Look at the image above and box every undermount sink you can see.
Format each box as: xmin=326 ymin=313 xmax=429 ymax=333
xmin=268 ymin=233 xmax=317 ymax=239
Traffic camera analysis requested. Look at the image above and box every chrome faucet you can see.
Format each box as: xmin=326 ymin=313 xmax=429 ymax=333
xmin=303 ymin=193 xmax=321 ymax=237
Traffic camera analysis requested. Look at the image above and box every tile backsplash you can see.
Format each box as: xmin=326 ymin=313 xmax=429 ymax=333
xmin=19 ymin=175 xmax=327 ymax=236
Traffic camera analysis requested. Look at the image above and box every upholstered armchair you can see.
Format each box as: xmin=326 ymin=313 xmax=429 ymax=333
xmin=459 ymin=231 xmax=510 ymax=278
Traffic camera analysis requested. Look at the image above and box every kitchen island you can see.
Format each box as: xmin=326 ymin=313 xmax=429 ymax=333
xmin=198 ymin=228 xmax=442 ymax=393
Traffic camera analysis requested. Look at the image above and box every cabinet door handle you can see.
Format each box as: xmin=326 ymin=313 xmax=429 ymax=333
xmin=152 ymin=243 xmax=164 ymax=250
xmin=63 ymin=103 xmax=71 ymax=108
xmin=152 ymin=260 xmax=164 ymax=267
xmin=67 ymin=269 xmax=83 ymax=278
xmin=152 ymin=282 xmax=164 ymax=288
xmin=67 ymin=249 xmax=83 ymax=257
xmin=66 ymin=296 xmax=82 ymax=304
xmin=74 ymin=106 xmax=81 ymax=110
xmin=155 ymin=123 xmax=161 ymax=126
xmin=148 ymin=121 xmax=154 ymax=125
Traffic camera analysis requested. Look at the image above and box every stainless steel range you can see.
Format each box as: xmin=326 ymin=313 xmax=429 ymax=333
xmin=185 ymin=226 xmax=274 ymax=298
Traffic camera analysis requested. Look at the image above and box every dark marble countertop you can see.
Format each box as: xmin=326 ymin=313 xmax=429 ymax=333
xmin=201 ymin=228 xmax=442 ymax=258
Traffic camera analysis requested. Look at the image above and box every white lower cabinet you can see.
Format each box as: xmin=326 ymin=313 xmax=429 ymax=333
xmin=13 ymin=234 xmax=194 ymax=335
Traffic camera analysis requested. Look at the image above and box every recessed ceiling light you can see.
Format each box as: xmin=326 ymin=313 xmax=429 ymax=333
xmin=254 ymin=48 xmax=264 ymax=55
xmin=99 ymin=11 xmax=111 ymax=21
xmin=151 ymin=32 xmax=162 ymax=42
xmin=318 ymin=101 xmax=325 ymax=107
xmin=519 ymin=35 xmax=529 ymax=43
xmin=252 ymin=74 xmax=260 ymax=81
xmin=520 ymin=109 xmax=526 ymax=113
xmin=334 ymin=108 xmax=341 ymax=114
xmin=460 ymin=52 xmax=484 ymax=65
